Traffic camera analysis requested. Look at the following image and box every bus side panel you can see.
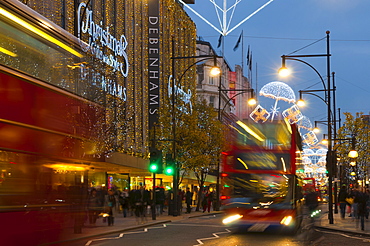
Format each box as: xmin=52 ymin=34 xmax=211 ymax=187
xmin=0 ymin=71 xmax=105 ymax=159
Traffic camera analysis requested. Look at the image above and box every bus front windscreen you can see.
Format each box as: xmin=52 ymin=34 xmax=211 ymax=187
xmin=222 ymin=173 xmax=297 ymax=208
xmin=234 ymin=152 xmax=291 ymax=171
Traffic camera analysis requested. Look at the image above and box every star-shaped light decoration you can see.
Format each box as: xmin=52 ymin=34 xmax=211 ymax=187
xmin=282 ymin=105 xmax=303 ymax=124
xmin=302 ymin=131 xmax=319 ymax=146
xmin=249 ymin=105 xmax=270 ymax=123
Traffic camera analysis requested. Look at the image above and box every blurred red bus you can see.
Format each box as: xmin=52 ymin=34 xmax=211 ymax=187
xmin=303 ymin=178 xmax=316 ymax=193
xmin=221 ymin=120 xmax=305 ymax=233
xmin=302 ymin=178 xmax=325 ymax=202
xmin=0 ymin=2 xmax=106 ymax=245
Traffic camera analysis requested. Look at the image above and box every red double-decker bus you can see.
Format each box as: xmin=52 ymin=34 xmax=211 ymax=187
xmin=220 ymin=120 xmax=305 ymax=233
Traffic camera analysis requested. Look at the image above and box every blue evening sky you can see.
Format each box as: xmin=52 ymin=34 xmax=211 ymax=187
xmin=182 ymin=0 xmax=370 ymax=130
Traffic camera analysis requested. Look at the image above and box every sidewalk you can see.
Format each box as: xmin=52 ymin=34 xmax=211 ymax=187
xmin=315 ymin=204 xmax=370 ymax=236
xmin=45 ymin=208 xmax=221 ymax=245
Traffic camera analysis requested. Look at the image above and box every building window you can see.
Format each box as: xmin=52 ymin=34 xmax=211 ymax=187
xmin=197 ymin=64 xmax=204 ymax=85
xmin=210 ymin=96 xmax=215 ymax=107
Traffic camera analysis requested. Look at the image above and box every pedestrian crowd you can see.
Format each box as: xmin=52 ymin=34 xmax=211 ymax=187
xmin=86 ymin=185 xmax=159 ymax=226
xmin=337 ymin=184 xmax=370 ymax=231
xmin=86 ymin=185 xmax=218 ymax=227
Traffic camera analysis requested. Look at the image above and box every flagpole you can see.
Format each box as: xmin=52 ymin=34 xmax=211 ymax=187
xmin=222 ymin=34 xmax=224 ymax=57
xmin=251 ymin=52 xmax=253 ymax=83
xmin=250 ymin=52 xmax=253 ymax=87
xmin=241 ymin=30 xmax=244 ymax=76
xmin=255 ymin=62 xmax=258 ymax=94
xmin=247 ymin=46 xmax=250 ymax=82
xmin=249 ymin=59 xmax=252 ymax=87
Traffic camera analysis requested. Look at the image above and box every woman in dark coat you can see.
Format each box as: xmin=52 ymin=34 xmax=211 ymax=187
xmin=338 ymin=185 xmax=348 ymax=219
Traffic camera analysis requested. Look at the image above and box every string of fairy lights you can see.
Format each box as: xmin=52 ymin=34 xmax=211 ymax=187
xmin=19 ymin=0 xmax=197 ymax=159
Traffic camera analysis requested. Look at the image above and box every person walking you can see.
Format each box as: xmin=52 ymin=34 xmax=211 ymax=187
xmin=119 ymin=191 xmax=129 ymax=217
xmin=192 ymin=187 xmax=198 ymax=207
xmin=202 ymin=190 xmax=213 ymax=213
xmin=104 ymin=189 xmax=118 ymax=226
xmin=87 ymin=188 xmax=103 ymax=226
xmin=185 ymin=187 xmax=193 ymax=214
xmin=133 ymin=186 xmax=150 ymax=224
xmin=356 ymin=188 xmax=368 ymax=231
xmin=305 ymin=188 xmax=318 ymax=214
xmin=350 ymin=187 xmax=361 ymax=220
xmin=366 ymin=189 xmax=370 ymax=219
xmin=155 ymin=187 xmax=165 ymax=215
xmin=338 ymin=185 xmax=348 ymax=219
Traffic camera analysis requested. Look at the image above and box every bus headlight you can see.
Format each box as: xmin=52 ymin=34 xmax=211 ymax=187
xmin=280 ymin=215 xmax=293 ymax=226
xmin=222 ymin=214 xmax=243 ymax=225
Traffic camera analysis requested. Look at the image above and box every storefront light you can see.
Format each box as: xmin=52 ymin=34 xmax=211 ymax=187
xmin=44 ymin=164 xmax=87 ymax=171
xmin=0 ymin=7 xmax=83 ymax=58
xmin=0 ymin=47 xmax=17 ymax=57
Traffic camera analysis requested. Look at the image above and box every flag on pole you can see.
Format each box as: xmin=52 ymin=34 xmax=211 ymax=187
xmin=217 ymin=34 xmax=223 ymax=48
xmin=246 ymin=45 xmax=250 ymax=66
xmin=246 ymin=46 xmax=252 ymax=71
xmin=233 ymin=33 xmax=242 ymax=51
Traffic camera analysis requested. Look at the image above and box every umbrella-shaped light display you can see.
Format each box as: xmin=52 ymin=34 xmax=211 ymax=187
xmin=296 ymin=116 xmax=319 ymax=146
xmin=297 ymin=115 xmax=313 ymax=132
xmin=259 ymin=81 xmax=296 ymax=121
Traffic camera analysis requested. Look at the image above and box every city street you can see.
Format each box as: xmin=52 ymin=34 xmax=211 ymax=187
xmin=65 ymin=213 xmax=302 ymax=246
xmin=2 ymin=2 xmax=370 ymax=246
xmin=59 ymin=211 xmax=370 ymax=246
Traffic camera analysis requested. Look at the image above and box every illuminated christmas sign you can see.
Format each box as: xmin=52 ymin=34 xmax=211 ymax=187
xmin=168 ymin=75 xmax=192 ymax=114
xmin=77 ymin=2 xmax=129 ymax=77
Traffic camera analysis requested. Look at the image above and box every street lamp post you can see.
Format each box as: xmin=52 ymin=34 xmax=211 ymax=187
xmin=172 ymin=52 xmax=256 ymax=213
xmin=330 ymin=136 xmax=358 ymax=181
xmin=314 ymin=118 xmax=342 ymax=214
xmin=323 ymin=136 xmax=358 ymax=210
xmin=279 ymin=31 xmax=335 ymax=224
xmin=218 ymin=89 xmax=256 ymax=120
xmin=170 ymin=52 xmax=222 ymax=216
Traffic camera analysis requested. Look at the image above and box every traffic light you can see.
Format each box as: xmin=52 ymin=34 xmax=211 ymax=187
xmin=149 ymin=148 xmax=162 ymax=173
xmin=325 ymin=152 xmax=331 ymax=177
xmin=332 ymin=152 xmax=338 ymax=175
xmin=164 ymin=154 xmax=175 ymax=175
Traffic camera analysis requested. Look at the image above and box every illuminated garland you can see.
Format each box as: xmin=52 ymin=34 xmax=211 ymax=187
xmin=19 ymin=0 xmax=196 ymax=159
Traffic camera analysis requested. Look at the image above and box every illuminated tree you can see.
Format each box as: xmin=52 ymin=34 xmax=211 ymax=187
xmin=158 ymin=97 xmax=226 ymax=210
xmin=336 ymin=112 xmax=370 ymax=186
xmin=177 ymin=99 xmax=226 ymax=210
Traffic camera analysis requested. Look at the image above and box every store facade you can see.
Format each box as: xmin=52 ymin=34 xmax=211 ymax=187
xmin=0 ymin=0 xmax=200 ymax=245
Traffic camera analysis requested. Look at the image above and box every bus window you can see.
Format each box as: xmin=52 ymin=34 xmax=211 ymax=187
xmin=222 ymin=173 xmax=293 ymax=206
xmin=235 ymin=152 xmax=291 ymax=171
